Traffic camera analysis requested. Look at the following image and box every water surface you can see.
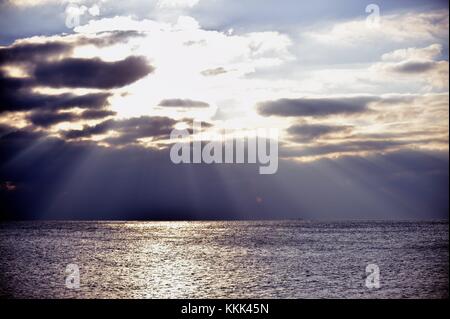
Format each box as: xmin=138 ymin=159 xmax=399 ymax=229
xmin=0 ymin=221 xmax=448 ymax=298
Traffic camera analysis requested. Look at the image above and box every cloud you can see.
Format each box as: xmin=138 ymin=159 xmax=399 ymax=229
xmin=201 ymin=67 xmax=228 ymax=77
xmin=281 ymin=140 xmax=409 ymax=158
xmin=381 ymin=44 xmax=443 ymax=62
xmin=0 ymin=127 xmax=447 ymax=220
xmin=0 ymin=72 xmax=110 ymax=112
xmin=388 ymin=60 xmax=437 ymax=74
xmin=373 ymin=44 xmax=449 ymax=89
xmin=104 ymin=116 xmax=177 ymax=145
xmin=0 ymin=34 xmax=151 ymax=115
xmin=287 ymin=124 xmax=352 ymax=142
xmin=0 ymin=41 xmax=72 ymax=65
xmin=72 ymin=16 xmax=293 ymax=73
xmin=63 ymin=120 xmax=112 ymax=139
xmin=306 ymin=10 xmax=449 ymax=46
xmin=0 ymin=123 xmax=14 ymax=137
xmin=33 ymin=56 xmax=154 ymax=89
xmin=28 ymin=110 xmax=77 ymax=127
xmin=258 ymin=96 xmax=376 ymax=117
xmin=0 ymin=72 xmax=111 ymax=112
xmin=80 ymin=109 xmax=116 ymax=120
xmin=0 ymin=31 xmax=139 ymax=66
xmin=158 ymin=99 xmax=210 ymax=108
xmin=77 ymin=30 xmax=147 ymax=47
xmin=63 ymin=116 xmax=177 ymax=144
xmin=27 ymin=108 xmax=116 ymax=127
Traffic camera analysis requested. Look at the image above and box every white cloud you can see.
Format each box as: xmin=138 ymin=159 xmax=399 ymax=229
xmin=74 ymin=16 xmax=293 ymax=70
xmin=88 ymin=4 xmax=100 ymax=16
xmin=306 ymin=10 xmax=449 ymax=46
xmin=293 ymin=42 xmax=448 ymax=95
xmin=69 ymin=16 xmax=294 ymax=121
xmin=381 ymin=44 xmax=443 ymax=61
xmin=373 ymin=44 xmax=449 ymax=90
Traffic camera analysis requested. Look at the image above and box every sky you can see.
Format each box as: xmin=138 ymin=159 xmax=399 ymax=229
xmin=0 ymin=0 xmax=448 ymax=220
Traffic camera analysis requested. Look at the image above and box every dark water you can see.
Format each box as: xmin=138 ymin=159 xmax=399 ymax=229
xmin=0 ymin=221 xmax=448 ymax=299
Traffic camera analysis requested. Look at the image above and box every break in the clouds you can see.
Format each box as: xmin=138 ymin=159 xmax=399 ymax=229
xmin=0 ymin=0 xmax=448 ymax=220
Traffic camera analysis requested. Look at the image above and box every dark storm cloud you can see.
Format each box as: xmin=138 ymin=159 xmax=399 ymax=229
xmin=0 ymin=31 xmax=144 ymax=66
xmin=287 ymin=124 xmax=352 ymax=142
xmin=33 ymin=56 xmax=154 ymax=89
xmin=28 ymin=111 xmax=77 ymax=127
xmin=0 ymin=41 xmax=72 ymax=65
xmin=258 ymin=97 xmax=377 ymax=117
xmin=27 ymin=108 xmax=116 ymax=127
xmin=63 ymin=120 xmax=112 ymax=139
xmin=108 ymin=116 xmax=177 ymax=144
xmin=80 ymin=109 xmax=117 ymax=120
xmin=0 ymin=127 xmax=447 ymax=220
xmin=0 ymin=40 xmax=149 ymax=114
xmin=0 ymin=38 xmax=150 ymax=116
xmin=63 ymin=116 xmax=177 ymax=143
xmin=0 ymin=70 xmax=33 ymax=90
xmin=50 ymin=93 xmax=111 ymax=110
xmin=0 ymin=72 xmax=111 ymax=112
xmin=158 ymin=99 xmax=210 ymax=108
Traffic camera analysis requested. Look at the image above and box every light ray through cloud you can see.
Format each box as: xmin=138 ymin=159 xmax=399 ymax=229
xmin=0 ymin=0 xmax=448 ymax=220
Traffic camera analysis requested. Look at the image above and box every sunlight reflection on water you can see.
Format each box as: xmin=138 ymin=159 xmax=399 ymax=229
xmin=0 ymin=221 xmax=448 ymax=298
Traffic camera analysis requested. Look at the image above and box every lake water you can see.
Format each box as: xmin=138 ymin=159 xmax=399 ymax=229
xmin=0 ymin=221 xmax=448 ymax=299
